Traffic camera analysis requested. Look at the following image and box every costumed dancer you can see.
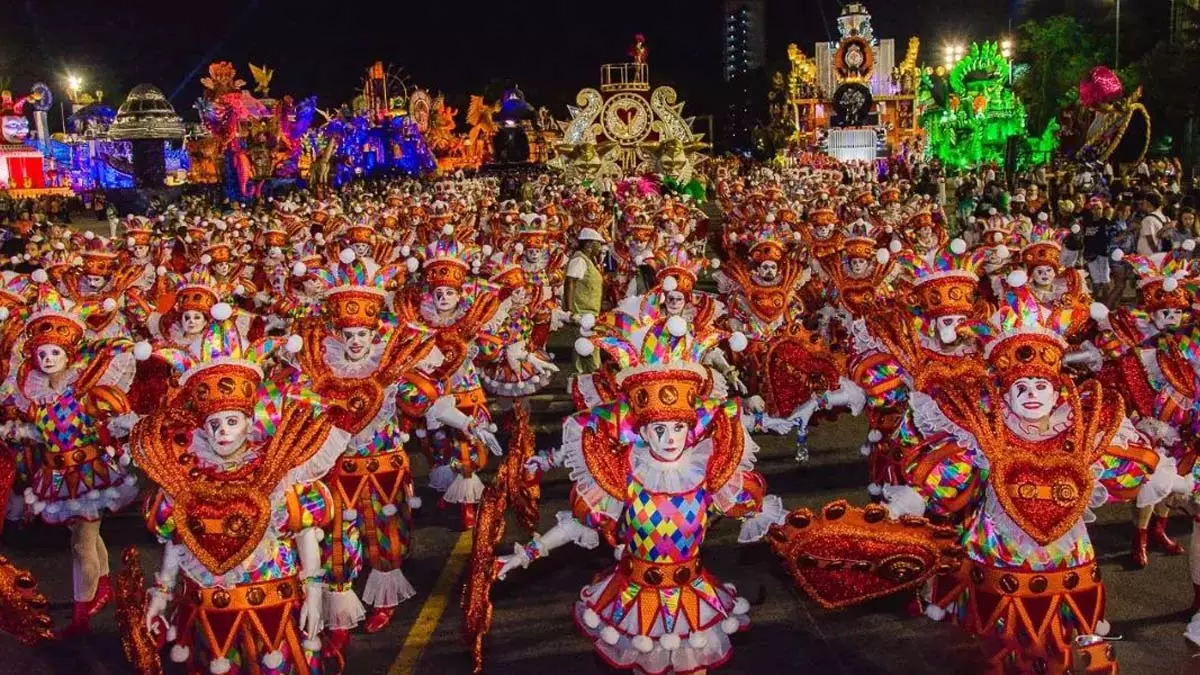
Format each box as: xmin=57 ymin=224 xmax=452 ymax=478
xmin=496 ymin=313 xmax=789 ymax=675
xmin=134 ymin=308 xmax=350 ymax=674
xmin=1 ymin=274 xmax=140 ymax=635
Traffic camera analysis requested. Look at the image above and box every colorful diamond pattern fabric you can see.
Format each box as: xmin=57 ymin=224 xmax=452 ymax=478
xmin=625 ymin=481 xmax=708 ymax=563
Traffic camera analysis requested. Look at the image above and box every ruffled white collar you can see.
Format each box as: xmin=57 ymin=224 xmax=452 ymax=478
xmin=22 ymin=368 xmax=80 ymax=403
xmin=322 ymin=335 xmax=385 ymax=378
xmin=629 ymin=438 xmax=713 ymax=494
xmin=1003 ymin=401 xmax=1072 ymax=441
xmin=419 ymin=295 xmax=467 ymax=327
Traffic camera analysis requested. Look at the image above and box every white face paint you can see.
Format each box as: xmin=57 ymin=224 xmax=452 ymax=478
xmin=1003 ymin=377 xmax=1060 ymax=422
xmin=340 ymin=327 xmax=375 ymax=361
xmin=935 ymin=314 xmax=967 ymax=345
xmin=84 ymin=275 xmax=108 ymax=293
xmin=213 ymin=261 xmax=233 ymax=277
xmin=433 ymin=286 xmax=460 ymax=313
xmin=1031 ymin=265 xmax=1056 ymax=287
xmin=848 ymin=258 xmax=871 ymax=277
xmin=521 ymin=248 xmax=546 ymax=268
xmin=267 ymin=246 xmax=283 ymax=259
xmin=509 ymin=286 xmax=531 ymax=309
xmin=641 ymin=421 xmax=690 ymax=462
xmin=36 ymin=344 xmax=68 ymax=375
xmin=756 ymin=260 xmax=779 ymax=282
xmin=301 ymin=278 xmax=323 ymax=295
xmin=352 ymin=242 xmax=372 ymax=258
xmin=1153 ymin=308 xmax=1184 ymax=330
xmin=181 ymin=310 xmax=206 ymax=336
xmin=664 ymin=290 xmax=687 ymax=316
xmin=132 ymin=245 xmax=151 ymax=259
xmin=204 ymin=411 xmax=251 ymax=458
xmin=814 ymin=224 xmax=833 ymax=238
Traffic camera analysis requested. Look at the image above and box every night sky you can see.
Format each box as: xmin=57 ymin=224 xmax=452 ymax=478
xmin=5 ymin=0 xmax=1012 ymax=122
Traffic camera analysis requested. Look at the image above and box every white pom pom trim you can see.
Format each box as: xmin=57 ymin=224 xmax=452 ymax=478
xmin=1006 ymin=269 xmax=1028 ymax=288
xmin=209 ymin=657 xmax=232 ymax=674
xmin=381 ymin=503 xmax=398 ymax=517
xmin=600 ymin=626 xmax=620 ymax=645
xmin=211 ymin=302 xmax=233 ymax=321
xmin=661 ymin=276 xmax=678 ymax=292
xmin=578 ymin=313 xmax=596 ymax=330
xmin=949 ymin=238 xmax=967 ymax=255
xmin=721 ymin=617 xmax=741 ymax=634
xmin=688 ymin=632 xmax=709 ymax=648
xmin=729 ymin=331 xmax=748 ymax=353
xmin=888 ymin=239 xmax=903 ymax=253
xmin=200 ymin=254 xmax=212 ymax=265
xmin=169 ymin=644 xmax=190 ymax=663
xmin=1163 ymin=276 xmax=1179 ymax=292
xmin=339 ymin=248 xmax=356 ymax=264
xmin=261 ymin=651 xmax=284 ymax=669
xmin=156 ymin=265 xmax=168 ymax=277
xmin=582 ymin=608 xmax=601 ymax=629
xmin=875 ymin=248 xmax=890 ymax=265
xmin=660 ymin=633 xmax=682 ymax=651
xmin=134 ymin=341 xmax=153 ymax=361
xmin=292 ymin=262 xmax=308 ymax=277
xmin=1071 ymin=223 xmax=1081 ymax=234
xmin=574 ymin=338 xmax=595 ymax=356
xmin=1185 ymin=239 xmax=1197 ymax=252
xmin=442 ymin=224 xmax=454 ymax=236
xmin=0 ymin=307 xmax=9 ymax=321
xmin=84 ymin=230 xmax=95 ymax=240
xmin=710 ymin=258 xmax=721 ymax=270
xmin=285 ymin=335 xmax=303 ymax=353
xmin=31 ymin=269 xmax=48 ymax=284
xmin=405 ymin=257 xmax=419 ymax=273
xmin=666 ymin=315 xmax=688 ymax=337
xmin=1089 ymin=302 xmax=1110 ymax=322
xmin=102 ymin=298 xmax=117 ymax=312
xmin=1111 ymin=249 xmax=1125 ymax=262
xmin=632 ymin=635 xmax=654 ymax=653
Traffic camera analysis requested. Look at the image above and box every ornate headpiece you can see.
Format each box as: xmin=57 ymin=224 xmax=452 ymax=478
xmin=1019 ymin=222 xmax=1067 ymax=271
xmin=174 ymin=266 xmax=222 ymax=314
xmin=981 ymin=279 xmax=1074 ymax=385
xmin=892 ymin=239 xmax=986 ymax=318
xmin=651 ymin=244 xmax=706 ymax=295
xmin=841 ymin=219 xmax=880 ymax=261
xmin=75 ymin=232 xmax=121 ymax=277
xmin=1115 ymin=247 xmax=1193 ymax=312
xmin=315 ymin=250 xmax=406 ymax=330
xmin=421 ymin=225 xmax=476 ymax=290
xmin=23 ymin=272 xmax=91 ymax=355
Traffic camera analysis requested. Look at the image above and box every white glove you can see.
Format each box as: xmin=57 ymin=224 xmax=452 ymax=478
xmin=550 ymin=308 xmax=572 ymax=331
xmin=298 ymin=583 xmax=325 ymax=636
xmin=474 ymin=426 xmax=504 ymax=456
xmin=524 ymin=454 xmax=553 ymax=475
xmin=526 ymin=353 xmax=559 ymax=375
xmin=789 ymin=400 xmax=818 ymax=433
xmin=746 ymin=395 xmax=766 ymax=414
xmin=760 ymin=415 xmax=795 ymax=435
xmin=144 ymin=589 xmax=169 ymax=634
xmin=882 ymin=485 xmax=926 ymax=520
xmin=496 ymin=544 xmax=531 ymax=581
xmin=253 ymin=291 xmax=272 ymax=307
xmin=1174 ymin=472 xmax=1195 ymax=497
xmin=407 ymin=496 xmax=423 ymax=510
xmin=504 ymin=342 xmax=530 ymax=373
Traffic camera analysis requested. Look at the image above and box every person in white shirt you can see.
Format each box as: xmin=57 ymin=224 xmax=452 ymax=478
xmin=1137 ymin=192 xmax=1167 ymax=256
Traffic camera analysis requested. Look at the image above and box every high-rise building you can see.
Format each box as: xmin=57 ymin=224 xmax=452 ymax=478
xmin=723 ymin=0 xmax=766 ymax=82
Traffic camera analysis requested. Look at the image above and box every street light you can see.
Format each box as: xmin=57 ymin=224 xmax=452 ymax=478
xmin=61 ymin=73 xmax=82 ymax=135
xmin=1000 ymin=38 xmax=1013 ymax=85
xmin=943 ymin=43 xmax=964 ymax=70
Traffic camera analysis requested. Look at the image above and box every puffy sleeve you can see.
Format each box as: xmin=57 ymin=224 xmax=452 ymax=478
xmin=905 ymin=435 xmax=985 ymax=520
xmin=144 ymin=489 xmax=177 ymax=543
xmin=1093 ymin=417 xmax=1165 ymax=506
xmin=704 ymin=400 xmax=787 ymax=541
xmin=284 ymin=480 xmax=335 ymax=532
xmin=394 ymin=372 xmax=441 ymax=419
xmin=473 ymin=330 xmax=506 ymax=364
xmin=560 ymin=409 xmax=627 ymax=534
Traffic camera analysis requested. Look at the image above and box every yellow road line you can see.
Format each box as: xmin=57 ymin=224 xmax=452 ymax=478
xmin=389 ymin=530 xmax=475 ymax=675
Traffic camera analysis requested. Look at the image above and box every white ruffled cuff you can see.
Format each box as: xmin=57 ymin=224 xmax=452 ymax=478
xmin=553 ymin=511 xmax=600 ymax=550
xmin=737 ymin=494 xmax=786 ymax=543
xmin=1137 ymin=455 xmax=1181 ymax=508
xmin=882 ymin=485 xmax=926 ymax=520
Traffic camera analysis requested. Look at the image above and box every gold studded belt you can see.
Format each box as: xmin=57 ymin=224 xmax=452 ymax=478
xmin=619 ymin=557 xmax=702 ymax=589
xmin=183 ymin=576 xmax=300 ymax=611
xmin=968 ymin=561 xmax=1101 ymax=598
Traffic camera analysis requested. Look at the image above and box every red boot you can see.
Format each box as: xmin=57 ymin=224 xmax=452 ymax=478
xmin=1149 ymin=516 xmax=1185 ymax=555
xmin=461 ymin=503 xmax=477 ymax=530
xmin=88 ymin=575 xmax=112 ymax=616
xmin=363 ymin=607 xmax=395 ymax=634
xmin=59 ymin=601 xmax=93 ymax=637
xmin=1132 ymin=527 xmax=1149 ymax=568
xmin=323 ymin=628 xmax=350 ymax=654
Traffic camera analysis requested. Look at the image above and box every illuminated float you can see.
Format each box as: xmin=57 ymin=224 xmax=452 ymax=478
xmin=781 ymin=3 xmax=921 ymax=161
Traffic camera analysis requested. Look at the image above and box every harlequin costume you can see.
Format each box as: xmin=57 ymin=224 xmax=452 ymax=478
xmin=497 ymin=313 xmax=786 ymax=674
xmin=883 ymin=279 xmax=1183 ymax=673
xmin=288 ymin=251 xmax=442 ymax=636
xmin=2 ymin=275 xmax=141 ymax=635
xmin=477 ymin=248 xmax=561 ymax=399
xmin=132 ymin=309 xmax=350 ymax=675
xmin=1007 ymin=222 xmax=1093 ymax=342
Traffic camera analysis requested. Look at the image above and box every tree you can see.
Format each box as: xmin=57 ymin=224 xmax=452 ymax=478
xmin=1014 ymin=15 xmax=1105 ymax=136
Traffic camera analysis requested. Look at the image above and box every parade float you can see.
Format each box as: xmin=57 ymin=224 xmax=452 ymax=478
xmin=0 ymin=82 xmax=63 ymax=195
xmin=918 ymin=41 xmax=1057 ymax=170
xmin=551 ymin=36 xmax=708 ymax=197
xmin=1059 ymin=65 xmax=1151 ymax=166
xmin=780 ymin=3 xmax=922 ymax=161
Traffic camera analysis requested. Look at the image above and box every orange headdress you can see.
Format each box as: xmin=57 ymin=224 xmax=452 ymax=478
xmin=981 ymin=279 xmax=1073 ymax=386
xmin=420 ymin=225 xmax=476 ymax=290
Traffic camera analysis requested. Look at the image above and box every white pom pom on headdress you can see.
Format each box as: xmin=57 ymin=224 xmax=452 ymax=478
xmin=292 ymin=262 xmax=308 ymax=277
xmin=339 ymin=248 xmax=356 ymax=264
xmin=126 ymin=237 xmax=137 ymax=247
xmin=578 ymin=313 xmax=596 ymax=330
xmin=888 ymin=239 xmax=903 ymax=254
xmin=661 ymin=276 xmax=679 ymax=292
xmin=442 ymin=224 xmax=454 ymax=236
xmin=666 ymin=315 xmax=688 ymax=337
xmin=574 ymin=338 xmax=595 ymax=356
xmin=1070 ymin=223 xmax=1081 ymax=234
xmin=211 ymin=302 xmax=233 ymax=321
xmin=729 ymin=331 xmax=748 ymax=352
xmin=875 ymin=248 xmax=890 ymax=265
xmin=200 ymin=254 xmax=212 ymax=265
xmin=1089 ymin=302 xmax=1110 ymax=322
xmin=84 ymin=230 xmax=95 ymax=240
xmin=31 ymin=269 xmax=48 ymax=284
xmin=134 ymin=341 xmax=152 ymax=361
xmin=710 ymin=257 xmax=721 ymax=270
xmin=1006 ymin=269 xmax=1028 ymax=288
xmin=405 ymin=257 xmax=419 ymax=273
xmin=949 ymin=238 xmax=967 ymax=255
xmin=1163 ymin=276 xmax=1180 ymax=292
xmin=481 ymin=244 xmax=493 ymax=257
xmin=995 ymin=244 xmax=1010 ymax=259
xmin=285 ymin=335 xmax=303 ymax=353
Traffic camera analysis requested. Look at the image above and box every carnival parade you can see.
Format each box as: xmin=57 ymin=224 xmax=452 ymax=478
xmin=5 ymin=1 xmax=1200 ymax=673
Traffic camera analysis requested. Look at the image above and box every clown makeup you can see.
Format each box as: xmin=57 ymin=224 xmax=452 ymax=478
xmin=36 ymin=344 xmax=69 ymax=375
xmin=509 ymin=286 xmax=531 ymax=309
xmin=755 ymin=260 xmax=779 ymax=283
xmin=521 ymin=248 xmax=547 ymax=268
xmin=433 ymin=286 xmax=461 ymax=314
xmin=664 ymin=290 xmax=687 ymax=316
xmin=1003 ymin=377 xmax=1060 ymax=423
xmin=641 ymin=421 xmax=690 ymax=462
xmin=132 ymin=244 xmax=151 ymax=259
xmin=352 ymin=242 xmax=372 ymax=258
xmin=1031 ymin=265 xmax=1056 ymax=288
xmin=813 ymin=224 xmax=833 ymax=239
xmin=301 ymin=278 xmax=323 ymax=296
xmin=1152 ymin=308 xmax=1184 ymax=331
xmin=848 ymin=257 xmax=871 ymax=278
xmin=83 ymin=275 xmax=108 ymax=293
xmin=340 ymin=327 xmax=375 ymax=361
xmin=181 ymin=310 xmax=207 ymax=336
xmin=213 ymin=261 xmax=233 ymax=277
xmin=935 ymin=315 xmax=968 ymax=345
xmin=204 ymin=411 xmax=252 ymax=459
